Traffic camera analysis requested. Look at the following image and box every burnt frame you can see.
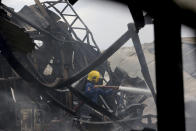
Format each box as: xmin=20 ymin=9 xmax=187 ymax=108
xmin=1 ymin=0 xmax=195 ymax=130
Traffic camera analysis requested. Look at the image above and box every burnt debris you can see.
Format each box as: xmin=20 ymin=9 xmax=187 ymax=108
xmin=0 ymin=0 xmax=157 ymax=131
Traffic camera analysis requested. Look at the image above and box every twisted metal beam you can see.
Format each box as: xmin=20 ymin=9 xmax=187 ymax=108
xmin=54 ymin=25 xmax=132 ymax=88
xmin=0 ymin=17 xmax=122 ymax=124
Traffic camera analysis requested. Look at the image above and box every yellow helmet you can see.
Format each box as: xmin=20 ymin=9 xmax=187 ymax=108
xmin=87 ymin=70 xmax=100 ymax=83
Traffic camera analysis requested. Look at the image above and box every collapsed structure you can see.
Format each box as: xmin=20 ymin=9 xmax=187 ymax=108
xmin=0 ymin=0 xmax=157 ymax=131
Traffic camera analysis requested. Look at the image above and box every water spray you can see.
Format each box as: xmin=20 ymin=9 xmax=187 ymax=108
xmin=94 ymin=85 xmax=152 ymax=96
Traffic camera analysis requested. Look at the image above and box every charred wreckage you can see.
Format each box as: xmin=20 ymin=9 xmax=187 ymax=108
xmin=0 ymin=0 xmax=158 ymax=131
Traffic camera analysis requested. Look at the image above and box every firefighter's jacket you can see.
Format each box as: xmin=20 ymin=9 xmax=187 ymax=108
xmin=84 ymin=81 xmax=112 ymax=104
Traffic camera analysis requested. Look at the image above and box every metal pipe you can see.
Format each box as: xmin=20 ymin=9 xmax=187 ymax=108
xmin=128 ymin=23 xmax=156 ymax=103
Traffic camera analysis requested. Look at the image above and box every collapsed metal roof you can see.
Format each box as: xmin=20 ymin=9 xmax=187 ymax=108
xmin=0 ymin=0 xmax=158 ymax=130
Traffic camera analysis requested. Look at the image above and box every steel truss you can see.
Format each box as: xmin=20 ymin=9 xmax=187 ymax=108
xmin=42 ymin=0 xmax=101 ymax=52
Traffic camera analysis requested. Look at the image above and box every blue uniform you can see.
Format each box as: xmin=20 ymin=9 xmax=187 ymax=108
xmin=84 ymin=81 xmax=112 ymax=104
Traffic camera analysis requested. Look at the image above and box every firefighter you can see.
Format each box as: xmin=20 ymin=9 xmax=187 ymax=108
xmin=74 ymin=70 xmax=112 ymax=120
xmin=84 ymin=70 xmax=112 ymax=104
